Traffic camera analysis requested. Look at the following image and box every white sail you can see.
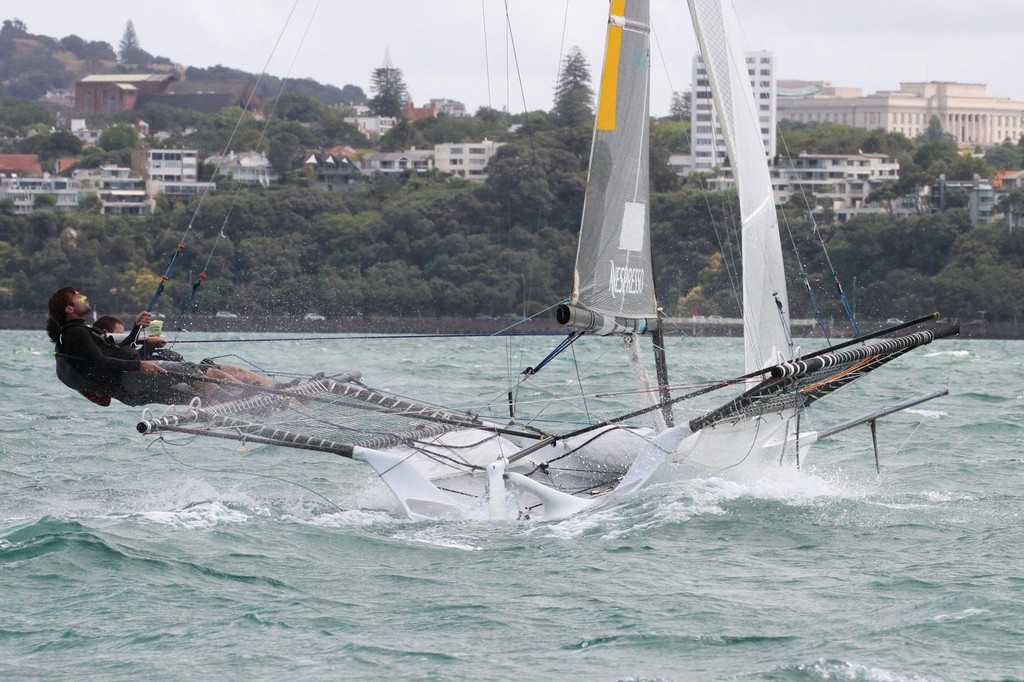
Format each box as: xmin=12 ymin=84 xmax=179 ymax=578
xmin=567 ymin=0 xmax=657 ymax=333
xmin=687 ymin=0 xmax=792 ymax=373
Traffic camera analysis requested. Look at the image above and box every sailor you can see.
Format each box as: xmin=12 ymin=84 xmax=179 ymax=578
xmin=46 ymin=287 xmax=250 ymax=406
xmin=92 ymin=314 xmax=272 ymax=387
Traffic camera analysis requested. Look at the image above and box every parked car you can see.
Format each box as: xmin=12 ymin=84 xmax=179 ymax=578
xmin=884 ymin=318 xmax=904 ymax=325
xmin=303 ymin=313 xmax=326 ymax=321
xmin=215 ymin=311 xmax=238 ymax=319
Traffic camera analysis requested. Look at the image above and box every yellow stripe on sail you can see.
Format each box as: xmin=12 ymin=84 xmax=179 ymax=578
xmin=596 ymin=0 xmax=626 ymax=131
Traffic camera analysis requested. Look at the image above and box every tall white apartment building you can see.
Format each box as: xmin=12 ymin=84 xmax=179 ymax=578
xmin=691 ymin=50 xmax=776 ymax=172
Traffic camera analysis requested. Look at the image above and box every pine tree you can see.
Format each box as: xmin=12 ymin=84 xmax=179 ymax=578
xmin=368 ymin=51 xmax=409 ymax=118
xmin=553 ymin=46 xmax=593 ymax=128
xmin=670 ymin=90 xmax=691 ymax=120
xmin=118 ymin=20 xmax=140 ymax=63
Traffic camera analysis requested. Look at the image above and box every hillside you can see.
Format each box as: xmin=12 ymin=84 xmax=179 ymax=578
xmin=0 ymin=18 xmax=361 ymax=107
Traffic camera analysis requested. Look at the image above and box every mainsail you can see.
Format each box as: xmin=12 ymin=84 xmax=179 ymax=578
xmin=560 ymin=0 xmax=656 ymax=335
xmin=687 ymin=0 xmax=791 ymax=373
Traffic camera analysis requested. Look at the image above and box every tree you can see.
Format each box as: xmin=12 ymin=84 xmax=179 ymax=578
xmin=97 ymin=124 xmax=139 ymax=151
xmin=918 ymin=115 xmax=957 ymax=146
xmin=368 ymin=52 xmax=408 ymax=118
xmin=669 ymin=90 xmax=691 ymax=120
xmin=118 ymin=20 xmax=151 ymax=65
xmin=553 ymin=46 xmax=593 ymax=129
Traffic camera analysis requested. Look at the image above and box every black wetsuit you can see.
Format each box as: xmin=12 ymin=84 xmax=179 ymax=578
xmin=56 ymin=319 xmax=141 ymax=400
xmin=55 ymin=319 xmax=202 ymax=406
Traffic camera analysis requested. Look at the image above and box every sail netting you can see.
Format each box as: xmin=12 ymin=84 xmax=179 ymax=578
xmin=688 ymin=0 xmax=791 ymax=372
xmin=564 ymin=0 xmax=656 ymax=335
xmin=137 ymin=371 xmax=538 ymax=462
xmin=689 ymin=324 xmax=960 ymax=431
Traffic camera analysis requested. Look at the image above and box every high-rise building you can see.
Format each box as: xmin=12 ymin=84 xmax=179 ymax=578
xmin=691 ymin=50 xmax=776 ymax=172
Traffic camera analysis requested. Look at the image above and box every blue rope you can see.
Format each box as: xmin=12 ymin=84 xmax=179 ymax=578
xmin=798 ymin=272 xmax=832 ymax=345
xmin=521 ymin=331 xmax=585 ymax=376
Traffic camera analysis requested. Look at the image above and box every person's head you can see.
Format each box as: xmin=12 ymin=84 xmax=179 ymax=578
xmin=93 ymin=315 xmax=125 ymax=334
xmin=46 ymin=287 xmax=90 ymax=343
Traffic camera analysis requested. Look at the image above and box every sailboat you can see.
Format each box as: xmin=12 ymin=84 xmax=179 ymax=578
xmin=137 ymin=0 xmax=958 ymax=521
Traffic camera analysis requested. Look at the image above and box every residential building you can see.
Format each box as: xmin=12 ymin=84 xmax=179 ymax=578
xmin=0 ymin=154 xmax=43 ymax=177
xmin=0 ymin=177 xmax=78 ymax=214
xmin=75 ymin=74 xmax=178 ymax=115
xmin=434 ymin=139 xmax=503 ymax=181
xmin=774 ymin=152 xmax=902 ymax=220
xmin=69 ymin=119 xmax=101 ymax=145
xmin=430 ymin=98 xmax=469 ymax=117
xmin=932 ymin=173 xmax=997 ymax=227
xmin=303 ymin=152 xmax=362 ymax=192
xmin=343 ymin=115 xmax=396 ymax=138
xmin=73 ymin=166 xmax=154 ymax=216
xmin=359 ymin=149 xmax=434 ymax=176
xmin=207 ymin=151 xmax=279 ymax=186
xmin=691 ymin=50 xmax=776 ymax=172
xmin=777 ymin=81 xmax=1024 ymax=146
xmin=134 ymin=149 xmax=216 ymax=197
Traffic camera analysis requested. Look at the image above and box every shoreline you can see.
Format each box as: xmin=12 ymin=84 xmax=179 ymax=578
xmin=4 ymin=313 xmax=1015 ymax=339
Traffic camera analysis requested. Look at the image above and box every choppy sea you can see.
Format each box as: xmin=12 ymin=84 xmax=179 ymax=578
xmin=1 ymin=328 xmax=1021 ymax=681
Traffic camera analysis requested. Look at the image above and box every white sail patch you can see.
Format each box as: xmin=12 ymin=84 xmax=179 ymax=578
xmin=618 ymin=201 xmax=646 ymax=252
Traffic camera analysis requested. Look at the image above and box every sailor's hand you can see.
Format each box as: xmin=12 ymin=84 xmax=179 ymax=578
xmin=136 ymin=311 xmax=152 ymax=327
xmin=142 ymin=336 xmax=167 ymax=347
xmin=139 ymin=361 xmax=166 ymax=375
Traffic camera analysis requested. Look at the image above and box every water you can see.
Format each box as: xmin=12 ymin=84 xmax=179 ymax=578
xmin=2 ymin=330 xmax=1021 ymax=681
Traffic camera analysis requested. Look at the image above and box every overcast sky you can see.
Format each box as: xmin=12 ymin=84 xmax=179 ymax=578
xmin=8 ymin=1 xmax=1024 ymax=117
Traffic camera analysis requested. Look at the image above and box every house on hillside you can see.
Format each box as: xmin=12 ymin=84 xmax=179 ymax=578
xmin=75 ymin=74 xmax=178 ymax=115
xmin=434 ymin=139 xmax=503 ymax=181
xmin=131 ymin=149 xmax=216 ymax=198
xmin=359 ymin=149 xmax=433 ymax=176
xmin=303 ymin=151 xmax=362 ymax=191
xmin=74 ymin=166 xmax=154 ymax=216
xmin=207 ymin=151 xmax=279 ymax=186
xmin=0 ymin=154 xmax=43 ymax=178
xmin=0 ymin=177 xmax=78 ymax=214
xmin=932 ymin=173 xmax=996 ymax=227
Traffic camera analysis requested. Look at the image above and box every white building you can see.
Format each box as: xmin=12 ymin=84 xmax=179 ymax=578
xmin=343 ymin=115 xmax=396 ymax=138
xmin=73 ymin=165 xmax=154 ymax=216
xmin=433 ymin=139 xmax=503 ymax=181
xmin=777 ymin=81 xmax=1024 ymax=146
xmin=207 ymin=151 xmax=279 ymax=186
xmin=0 ymin=177 xmax=78 ymax=214
xmin=774 ymin=153 xmax=902 ymax=221
xmin=141 ymin=149 xmax=216 ymax=197
xmin=359 ymin=149 xmax=434 ymax=176
xmin=69 ymin=119 xmax=101 ymax=145
xmin=691 ymin=50 xmax=776 ymax=172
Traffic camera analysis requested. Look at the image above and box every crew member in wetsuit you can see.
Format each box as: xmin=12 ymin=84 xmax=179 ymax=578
xmin=93 ymin=315 xmax=272 ymax=386
xmin=46 ymin=287 xmax=260 ymax=406
xmin=46 ymin=287 xmax=166 ymax=405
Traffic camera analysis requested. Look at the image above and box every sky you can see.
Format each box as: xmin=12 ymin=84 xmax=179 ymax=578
xmin=8 ymin=1 xmax=1024 ymax=117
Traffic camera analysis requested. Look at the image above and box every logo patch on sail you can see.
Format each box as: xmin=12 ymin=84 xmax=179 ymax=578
xmin=619 ymin=201 xmax=645 ymax=252
xmin=609 ymin=264 xmax=645 ymax=296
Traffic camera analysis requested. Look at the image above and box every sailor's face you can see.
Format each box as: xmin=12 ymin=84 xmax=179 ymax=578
xmin=68 ymin=291 xmax=92 ymax=316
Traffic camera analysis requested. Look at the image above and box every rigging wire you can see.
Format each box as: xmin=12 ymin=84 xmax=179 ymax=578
xmin=147 ymin=0 xmax=306 ymax=320
xmin=775 ymin=129 xmax=862 ymax=337
xmin=171 ymin=0 xmax=324 ymax=336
